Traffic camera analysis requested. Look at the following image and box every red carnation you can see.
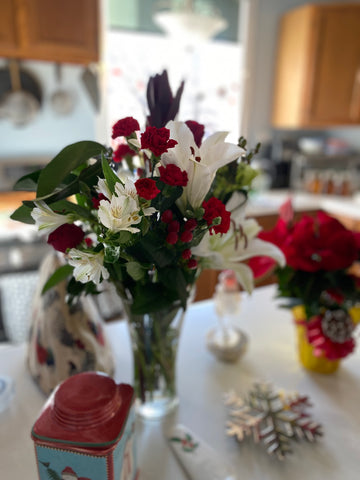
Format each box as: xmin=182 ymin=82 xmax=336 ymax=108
xmin=47 ymin=223 xmax=85 ymax=253
xmin=135 ymin=178 xmax=160 ymax=200
xmin=202 ymin=197 xmax=231 ymax=235
xmin=159 ymin=164 xmax=188 ymax=186
xmin=91 ymin=193 xmax=107 ymax=209
xmin=113 ymin=144 xmax=136 ymax=163
xmin=185 ymin=120 xmax=205 ymax=147
xmin=112 ymin=117 xmax=140 ymax=139
xmin=140 ymin=126 xmax=177 ymax=157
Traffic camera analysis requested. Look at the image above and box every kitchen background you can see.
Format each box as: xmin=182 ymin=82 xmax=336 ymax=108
xmin=1 ymin=0 xmax=360 ymax=339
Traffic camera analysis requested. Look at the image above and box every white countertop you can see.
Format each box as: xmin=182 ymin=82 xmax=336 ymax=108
xmin=1 ymin=285 xmax=360 ymax=479
xmin=246 ymin=189 xmax=360 ymax=220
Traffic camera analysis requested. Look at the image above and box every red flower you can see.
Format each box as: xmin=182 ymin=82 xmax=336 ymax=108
xmin=187 ymin=258 xmax=198 ymax=269
xmin=202 ymin=197 xmax=231 ymax=235
xmin=113 ymin=144 xmax=136 ymax=163
xmin=159 ymin=163 xmax=188 ymax=186
xmin=184 ymin=218 xmax=197 ymax=231
xmin=140 ymin=126 xmax=177 ymax=157
xmin=47 ymin=224 xmax=85 ymax=253
xmin=168 ymin=220 xmax=180 ymax=232
xmin=91 ymin=193 xmax=107 ymax=209
xmin=112 ymin=117 xmax=140 ymax=139
xmin=182 ymin=248 xmax=192 ymax=260
xmin=135 ymin=178 xmax=160 ymax=200
xmin=185 ymin=120 xmax=205 ymax=147
xmin=36 ymin=343 xmax=48 ymax=364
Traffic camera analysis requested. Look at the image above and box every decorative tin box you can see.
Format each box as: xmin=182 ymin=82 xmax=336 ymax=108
xmin=31 ymin=371 xmax=137 ymax=480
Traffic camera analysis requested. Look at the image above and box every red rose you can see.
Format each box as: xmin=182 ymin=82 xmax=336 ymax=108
xmin=47 ymin=224 xmax=85 ymax=253
xmin=202 ymin=197 xmax=231 ymax=235
xmin=185 ymin=120 xmax=205 ymax=147
xmin=112 ymin=117 xmax=140 ymax=139
xmin=158 ymin=163 xmax=188 ymax=186
xmin=113 ymin=144 xmax=135 ymax=163
xmin=140 ymin=126 xmax=177 ymax=157
xmin=135 ymin=178 xmax=160 ymax=200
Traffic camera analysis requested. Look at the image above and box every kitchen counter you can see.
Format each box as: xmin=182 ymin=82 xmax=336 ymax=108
xmin=246 ymin=189 xmax=360 ymax=221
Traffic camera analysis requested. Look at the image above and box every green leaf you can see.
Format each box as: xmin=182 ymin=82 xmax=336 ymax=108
xmin=102 ymin=155 xmax=120 ymax=194
xmin=13 ymin=169 xmax=42 ymax=191
xmin=37 ymin=141 xmax=106 ymax=197
xmin=10 ymin=204 xmax=35 ymax=224
xmin=126 ymin=261 xmax=145 ymax=281
xmin=42 ymin=265 xmax=74 ymax=294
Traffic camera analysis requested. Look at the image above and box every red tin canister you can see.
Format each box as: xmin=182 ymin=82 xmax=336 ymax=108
xmin=31 ymin=371 xmax=138 ymax=480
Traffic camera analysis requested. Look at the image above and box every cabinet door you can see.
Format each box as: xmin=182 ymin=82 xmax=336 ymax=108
xmin=307 ymin=6 xmax=360 ymax=126
xmin=22 ymin=0 xmax=99 ymax=64
xmin=0 ymin=0 xmax=20 ymax=56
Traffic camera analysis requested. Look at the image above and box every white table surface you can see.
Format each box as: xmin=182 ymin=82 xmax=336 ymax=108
xmin=1 ymin=285 xmax=360 ymax=479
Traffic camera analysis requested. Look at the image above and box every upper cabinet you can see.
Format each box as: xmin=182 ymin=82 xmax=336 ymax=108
xmin=272 ymin=4 xmax=360 ymax=128
xmin=0 ymin=0 xmax=99 ymax=64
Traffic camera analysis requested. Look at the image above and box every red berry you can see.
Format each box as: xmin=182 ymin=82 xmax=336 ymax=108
xmin=166 ymin=232 xmax=178 ymax=245
xmin=180 ymin=230 xmax=193 ymax=243
xmin=182 ymin=249 xmax=192 ymax=260
xmin=187 ymin=258 xmax=198 ymax=269
xmin=168 ymin=220 xmax=180 ymax=232
xmin=161 ymin=209 xmax=173 ymax=223
xmin=184 ymin=218 xmax=197 ymax=231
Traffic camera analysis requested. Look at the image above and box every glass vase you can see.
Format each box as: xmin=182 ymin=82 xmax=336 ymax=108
xmin=122 ymin=298 xmax=186 ymax=419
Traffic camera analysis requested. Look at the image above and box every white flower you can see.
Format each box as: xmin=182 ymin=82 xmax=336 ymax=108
xmin=68 ymin=249 xmax=109 ymax=285
xmin=98 ymin=195 xmax=142 ymax=233
xmin=96 ymin=178 xmax=112 ymax=199
xmin=31 ymin=201 xmax=72 ymax=235
xmin=160 ymin=121 xmax=244 ymax=212
xmin=192 ymin=198 xmax=285 ymax=293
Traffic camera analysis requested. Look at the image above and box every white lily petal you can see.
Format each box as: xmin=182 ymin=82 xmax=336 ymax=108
xmin=128 ymin=138 xmax=141 ymax=149
xmin=31 ymin=201 xmax=71 ymax=235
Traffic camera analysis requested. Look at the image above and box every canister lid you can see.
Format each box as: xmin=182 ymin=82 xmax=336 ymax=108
xmin=32 ymin=372 xmax=134 ymax=447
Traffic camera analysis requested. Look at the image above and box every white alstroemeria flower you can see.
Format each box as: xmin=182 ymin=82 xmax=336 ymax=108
xmin=98 ymin=195 xmax=142 ymax=233
xmin=160 ymin=121 xmax=244 ymax=212
xmin=68 ymin=249 xmax=109 ymax=285
xmin=31 ymin=201 xmax=72 ymax=235
xmin=192 ymin=198 xmax=285 ymax=293
xmin=96 ymin=178 xmax=112 ymax=199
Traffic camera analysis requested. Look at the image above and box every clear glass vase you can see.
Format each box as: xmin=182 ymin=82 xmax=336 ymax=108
xmin=121 ymin=298 xmax=186 ymax=419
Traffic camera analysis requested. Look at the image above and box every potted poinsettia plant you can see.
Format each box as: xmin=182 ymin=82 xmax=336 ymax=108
xmin=250 ymin=202 xmax=360 ymax=373
xmin=11 ymin=72 xmax=285 ymax=417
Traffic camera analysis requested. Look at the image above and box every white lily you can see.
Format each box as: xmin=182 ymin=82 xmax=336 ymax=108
xmin=31 ymin=201 xmax=72 ymax=235
xmin=160 ymin=121 xmax=244 ymax=212
xmin=68 ymin=249 xmax=109 ymax=285
xmin=192 ymin=196 xmax=285 ymax=293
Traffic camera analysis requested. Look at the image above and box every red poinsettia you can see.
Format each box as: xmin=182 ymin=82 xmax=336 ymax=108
xmin=112 ymin=117 xmax=140 ymax=139
xmin=47 ymin=223 xmax=85 ymax=253
xmin=140 ymin=126 xmax=177 ymax=157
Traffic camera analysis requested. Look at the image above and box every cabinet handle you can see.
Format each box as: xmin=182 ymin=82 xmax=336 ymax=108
xmin=350 ymin=67 xmax=360 ymax=121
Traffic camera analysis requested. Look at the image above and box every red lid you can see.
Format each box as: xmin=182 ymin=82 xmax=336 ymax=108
xmin=32 ymin=372 xmax=134 ymax=448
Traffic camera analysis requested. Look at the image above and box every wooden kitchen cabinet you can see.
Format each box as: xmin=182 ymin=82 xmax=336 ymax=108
xmin=0 ymin=0 xmax=99 ymax=64
xmin=272 ymin=4 xmax=360 ymax=128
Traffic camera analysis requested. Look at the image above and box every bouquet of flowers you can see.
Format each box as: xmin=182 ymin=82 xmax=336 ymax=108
xmin=251 ymin=203 xmax=360 ymax=361
xmin=11 ymin=71 xmax=284 ymax=414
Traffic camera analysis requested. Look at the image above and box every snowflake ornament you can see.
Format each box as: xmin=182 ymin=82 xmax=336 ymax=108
xmin=224 ymin=383 xmax=323 ymax=460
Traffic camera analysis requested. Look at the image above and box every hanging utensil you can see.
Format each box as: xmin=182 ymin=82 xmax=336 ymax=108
xmin=50 ymin=63 xmax=75 ymax=115
xmin=3 ymin=59 xmax=40 ymax=127
xmin=81 ymin=64 xmax=100 ymax=112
